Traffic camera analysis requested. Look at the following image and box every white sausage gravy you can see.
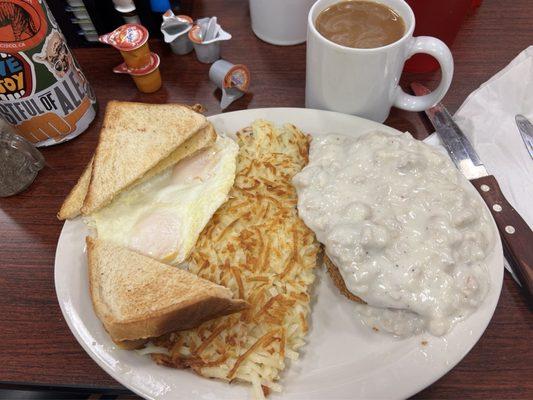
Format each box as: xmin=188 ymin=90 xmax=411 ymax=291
xmin=293 ymin=132 xmax=494 ymax=336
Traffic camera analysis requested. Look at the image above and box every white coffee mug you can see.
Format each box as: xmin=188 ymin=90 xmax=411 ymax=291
xmin=249 ymin=0 xmax=316 ymax=45
xmin=306 ymin=0 xmax=454 ymax=122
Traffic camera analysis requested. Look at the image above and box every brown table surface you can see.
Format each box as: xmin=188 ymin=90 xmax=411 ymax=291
xmin=1 ymin=0 xmax=532 ymax=398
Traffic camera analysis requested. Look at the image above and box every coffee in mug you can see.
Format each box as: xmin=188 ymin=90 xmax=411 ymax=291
xmin=305 ymin=0 xmax=454 ymax=122
xmin=315 ymin=1 xmax=406 ymax=49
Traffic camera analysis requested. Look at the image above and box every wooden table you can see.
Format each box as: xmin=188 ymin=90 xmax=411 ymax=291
xmin=1 ymin=0 xmax=531 ymax=398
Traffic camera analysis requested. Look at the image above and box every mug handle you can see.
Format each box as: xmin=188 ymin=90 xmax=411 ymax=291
xmin=393 ymin=36 xmax=454 ymax=111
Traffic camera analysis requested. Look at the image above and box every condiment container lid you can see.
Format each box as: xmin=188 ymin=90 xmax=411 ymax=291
xmin=224 ymin=64 xmax=250 ymax=91
xmin=188 ymin=17 xmax=231 ymax=45
xmin=163 ymin=12 xmax=193 ymax=25
xmin=99 ymin=23 xmax=149 ymax=51
xmin=113 ymin=52 xmax=160 ymax=76
xmin=161 ymin=12 xmax=193 ymax=43
xmin=188 ymin=24 xmax=204 ymax=44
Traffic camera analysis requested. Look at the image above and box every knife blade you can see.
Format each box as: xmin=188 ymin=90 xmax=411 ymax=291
xmin=411 ymin=82 xmax=533 ymax=303
xmin=515 ymin=114 xmax=533 ymax=159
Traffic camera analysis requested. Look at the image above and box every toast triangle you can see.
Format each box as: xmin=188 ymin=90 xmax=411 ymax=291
xmin=81 ymin=101 xmax=210 ymax=215
xmin=58 ymin=125 xmax=215 ymax=220
xmin=87 ymin=237 xmax=247 ymax=343
xmin=57 ymin=157 xmax=94 ymax=220
xmin=58 ymin=102 xmax=216 ymax=220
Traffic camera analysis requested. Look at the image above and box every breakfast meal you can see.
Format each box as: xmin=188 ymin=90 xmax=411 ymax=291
xmin=7 ymin=0 xmax=522 ymax=395
xmin=87 ymin=237 xmax=246 ymax=349
xmin=57 ymin=99 xmax=498 ymax=398
xmin=147 ymin=120 xmax=319 ymax=398
xmin=294 ymin=131 xmax=494 ymax=337
xmin=315 ymin=0 xmax=405 ymax=49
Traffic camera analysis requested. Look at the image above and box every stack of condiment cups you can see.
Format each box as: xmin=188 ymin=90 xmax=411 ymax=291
xmin=99 ymin=24 xmax=162 ymax=93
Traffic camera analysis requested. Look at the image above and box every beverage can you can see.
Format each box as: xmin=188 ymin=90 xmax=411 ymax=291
xmin=0 ymin=0 xmax=97 ymax=147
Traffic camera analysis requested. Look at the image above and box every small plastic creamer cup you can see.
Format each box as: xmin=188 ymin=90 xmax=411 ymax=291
xmin=188 ymin=20 xmax=232 ymax=64
xmin=161 ymin=13 xmax=194 ymax=55
xmin=99 ymin=24 xmax=151 ymax=69
xmin=113 ymin=52 xmax=162 ymax=93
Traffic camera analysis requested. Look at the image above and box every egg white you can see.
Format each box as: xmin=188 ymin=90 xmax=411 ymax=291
xmin=89 ymin=135 xmax=238 ymax=264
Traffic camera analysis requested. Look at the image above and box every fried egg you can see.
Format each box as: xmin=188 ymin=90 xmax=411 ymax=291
xmin=89 ymin=135 xmax=238 ymax=265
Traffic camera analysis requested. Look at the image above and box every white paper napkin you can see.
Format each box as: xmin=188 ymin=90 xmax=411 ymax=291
xmin=425 ymin=46 xmax=533 ymax=283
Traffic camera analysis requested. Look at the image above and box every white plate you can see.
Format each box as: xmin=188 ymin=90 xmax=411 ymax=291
xmin=55 ymin=108 xmax=503 ymax=400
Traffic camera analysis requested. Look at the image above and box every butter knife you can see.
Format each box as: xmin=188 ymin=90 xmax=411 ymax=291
xmin=411 ymin=82 xmax=533 ymax=301
xmin=515 ymin=114 xmax=533 ymax=159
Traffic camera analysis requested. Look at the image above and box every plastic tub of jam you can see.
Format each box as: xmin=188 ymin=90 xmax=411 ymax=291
xmin=113 ymin=52 xmax=162 ymax=93
xmin=99 ymin=24 xmax=151 ymax=69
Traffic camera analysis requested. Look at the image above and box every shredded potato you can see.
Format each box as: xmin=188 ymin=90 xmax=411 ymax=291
xmin=151 ymin=120 xmax=319 ymax=396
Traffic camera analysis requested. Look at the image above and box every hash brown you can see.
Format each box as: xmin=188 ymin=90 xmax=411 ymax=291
xmin=151 ymin=120 xmax=320 ymax=397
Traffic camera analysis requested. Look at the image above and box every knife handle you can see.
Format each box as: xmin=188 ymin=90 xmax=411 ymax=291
xmin=471 ymin=175 xmax=533 ymax=301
